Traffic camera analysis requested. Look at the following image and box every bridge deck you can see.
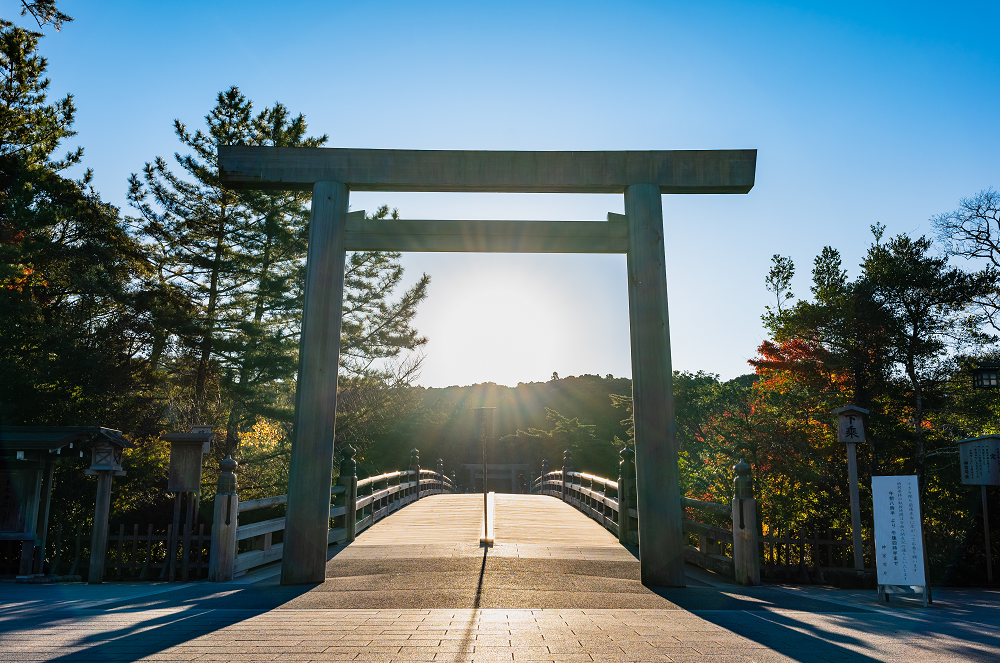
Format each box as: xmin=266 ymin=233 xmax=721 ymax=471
xmin=341 ymin=493 xmax=631 ymax=561
xmin=2 ymin=493 xmax=998 ymax=662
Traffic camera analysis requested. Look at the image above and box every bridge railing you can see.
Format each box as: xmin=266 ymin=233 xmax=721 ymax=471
xmin=209 ymin=446 xmax=455 ymax=581
xmin=531 ymin=449 xmax=759 ymax=586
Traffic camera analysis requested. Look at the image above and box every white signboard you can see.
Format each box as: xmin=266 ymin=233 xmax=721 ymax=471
xmin=958 ymin=437 xmax=1000 ymax=486
xmin=872 ymin=475 xmax=925 ymax=587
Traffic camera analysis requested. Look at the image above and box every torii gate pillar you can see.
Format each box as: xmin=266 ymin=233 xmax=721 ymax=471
xmin=218 ymin=146 xmax=756 ymax=588
xmin=280 ymin=180 xmax=349 ymax=585
xmin=625 ymin=183 xmax=684 ymax=586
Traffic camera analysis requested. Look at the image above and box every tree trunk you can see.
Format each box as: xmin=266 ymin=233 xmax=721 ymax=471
xmin=195 ymin=210 xmax=227 ymax=416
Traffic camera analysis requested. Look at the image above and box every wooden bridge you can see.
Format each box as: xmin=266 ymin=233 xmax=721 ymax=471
xmin=204 ymin=447 xmax=760 ymax=592
xmin=6 ymin=458 xmax=996 ymax=663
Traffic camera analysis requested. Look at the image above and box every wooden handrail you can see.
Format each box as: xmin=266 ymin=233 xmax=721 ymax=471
xmin=215 ymin=464 xmax=457 ymax=580
xmin=681 ymin=496 xmax=732 ymax=517
xmin=238 ymin=494 xmax=288 ymax=513
xmin=531 ymin=457 xmax=758 ymax=585
xmin=357 ymin=470 xmax=408 ymax=490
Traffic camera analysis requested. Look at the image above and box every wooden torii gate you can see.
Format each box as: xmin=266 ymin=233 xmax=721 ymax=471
xmin=218 ymin=147 xmax=757 ymax=587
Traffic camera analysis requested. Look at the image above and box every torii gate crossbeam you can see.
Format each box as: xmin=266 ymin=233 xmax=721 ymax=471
xmin=218 ymin=146 xmax=757 ymax=587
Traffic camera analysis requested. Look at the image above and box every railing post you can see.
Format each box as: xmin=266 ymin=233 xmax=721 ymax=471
xmin=450 ymin=471 xmax=457 ymax=493
xmin=561 ymin=450 xmax=572 ymax=501
xmin=208 ymin=456 xmax=239 ymax=582
xmin=410 ymin=448 xmax=420 ymax=500
xmin=437 ymin=458 xmax=444 ymax=493
xmin=732 ymin=460 xmax=760 ymax=586
xmin=541 ymin=460 xmax=549 ymax=494
xmin=338 ymin=445 xmax=358 ymax=542
xmin=618 ymin=446 xmax=635 ymax=546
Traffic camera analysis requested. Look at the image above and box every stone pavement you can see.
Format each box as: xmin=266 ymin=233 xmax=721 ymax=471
xmin=1 ymin=493 xmax=998 ymax=661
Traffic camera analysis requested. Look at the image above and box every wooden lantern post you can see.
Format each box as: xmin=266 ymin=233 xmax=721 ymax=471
xmin=968 ymin=363 xmax=1000 ymax=586
xmin=84 ymin=440 xmax=126 ymax=584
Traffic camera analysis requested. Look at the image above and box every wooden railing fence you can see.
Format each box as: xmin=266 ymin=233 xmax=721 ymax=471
xmin=3 ymin=447 xmax=453 ymax=583
xmin=760 ymin=527 xmax=875 ymax=583
xmin=209 ymin=446 xmax=456 ymax=581
xmin=6 ymin=521 xmax=209 ymax=582
xmin=531 ymin=449 xmax=761 ymax=586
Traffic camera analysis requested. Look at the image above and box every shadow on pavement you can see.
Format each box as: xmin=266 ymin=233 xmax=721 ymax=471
xmin=0 ymin=601 xmax=283 ymax=662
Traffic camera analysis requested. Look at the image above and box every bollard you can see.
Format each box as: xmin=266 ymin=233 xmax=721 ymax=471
xmin=410 ymin=448 xmax=420 ymax=499
xmin=618 ymin=446 xmax=636 ymax=546
xmin=209 ymin=456 xmax=239 ymax=582
xmin=561 ymin=450 xmax=573 ymax=501
xmin=338 ymin=445 xmax=358 ymax=542
xmin=732 ymin=460 xmax=760 ymax=586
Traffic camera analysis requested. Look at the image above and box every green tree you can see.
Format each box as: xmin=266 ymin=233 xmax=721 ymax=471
xmin=341 ymin=206 xmax=430 ymax=381
xmin=128 ymin=87 xmax=315 ymax=429
xmin=129 ymin=89 xmax=432 ymax=443
xmin=862 ymin=228 xmax=994 ymax=477
xmin=0 ymin=18 xmax=157 ymax=430
xmin=17 ymin=1 xmax=72 ymax=31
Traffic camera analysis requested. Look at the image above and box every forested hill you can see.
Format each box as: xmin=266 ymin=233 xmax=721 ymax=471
xmin=372 ymin=374 xmax=633 ymax=481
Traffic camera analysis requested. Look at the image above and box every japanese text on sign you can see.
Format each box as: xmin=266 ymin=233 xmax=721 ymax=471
xmin=958 ymin=437 xmax=1000 ymax=486
xmin=872 ymin=475 xmax=925 ymax=587
xmin=837 ymin=413 xmax=865 ymax=444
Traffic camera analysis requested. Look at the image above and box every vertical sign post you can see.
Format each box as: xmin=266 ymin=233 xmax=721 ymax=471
xmin=872 ymin=475 xmax=929 ymax=606
xmin=834 ymin=404 xmax=869 ymax=575
xmin=957 ymin=435 xmax=1000 ymax=585
xmin=473 ymin=407 xmax=495 ymax=547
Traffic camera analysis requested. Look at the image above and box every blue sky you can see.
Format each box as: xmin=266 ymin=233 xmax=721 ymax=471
xmin=11 ymin=0 xmax=1000 ymax=386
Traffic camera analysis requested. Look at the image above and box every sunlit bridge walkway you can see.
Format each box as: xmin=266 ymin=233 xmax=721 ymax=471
xmin=2 ymin=494 xmax=1000 ymax=662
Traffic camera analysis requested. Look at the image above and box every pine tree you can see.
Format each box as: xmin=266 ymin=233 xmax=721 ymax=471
xmin=129 ymin=89 xmax=432 ymax=441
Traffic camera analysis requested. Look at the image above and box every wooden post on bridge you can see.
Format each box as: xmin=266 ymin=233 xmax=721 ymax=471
xmin=618 ymin=446 xmax=636 ymax=546
xmin=410 ymin=449 xmax=420 ymax=499
xmin=339 ymin=445 xmax=358 ymax=542
xmin=625 ymin=183 xmax=686 ymax=587
xmin=562 ymin=450 xmax=572 ymax=501
xmin=280 ymin=180 xmax=349 ymax=586
xmin=732 ymin=460 xmax=760 ymax=586
xmin=209 ymin=456 xmax=238 ymax=582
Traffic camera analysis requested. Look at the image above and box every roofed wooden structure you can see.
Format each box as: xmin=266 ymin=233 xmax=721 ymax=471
xmin=1 ymin=426 xmax=132 ymax=578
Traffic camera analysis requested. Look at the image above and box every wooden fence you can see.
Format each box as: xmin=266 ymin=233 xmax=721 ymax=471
xmin=3 ymin=447 xmax=454 ymax=583
xmin=3 ymin=522 xmax=210 ymax=582
xmin=760 ymin=527 xmax=875 ymax=582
